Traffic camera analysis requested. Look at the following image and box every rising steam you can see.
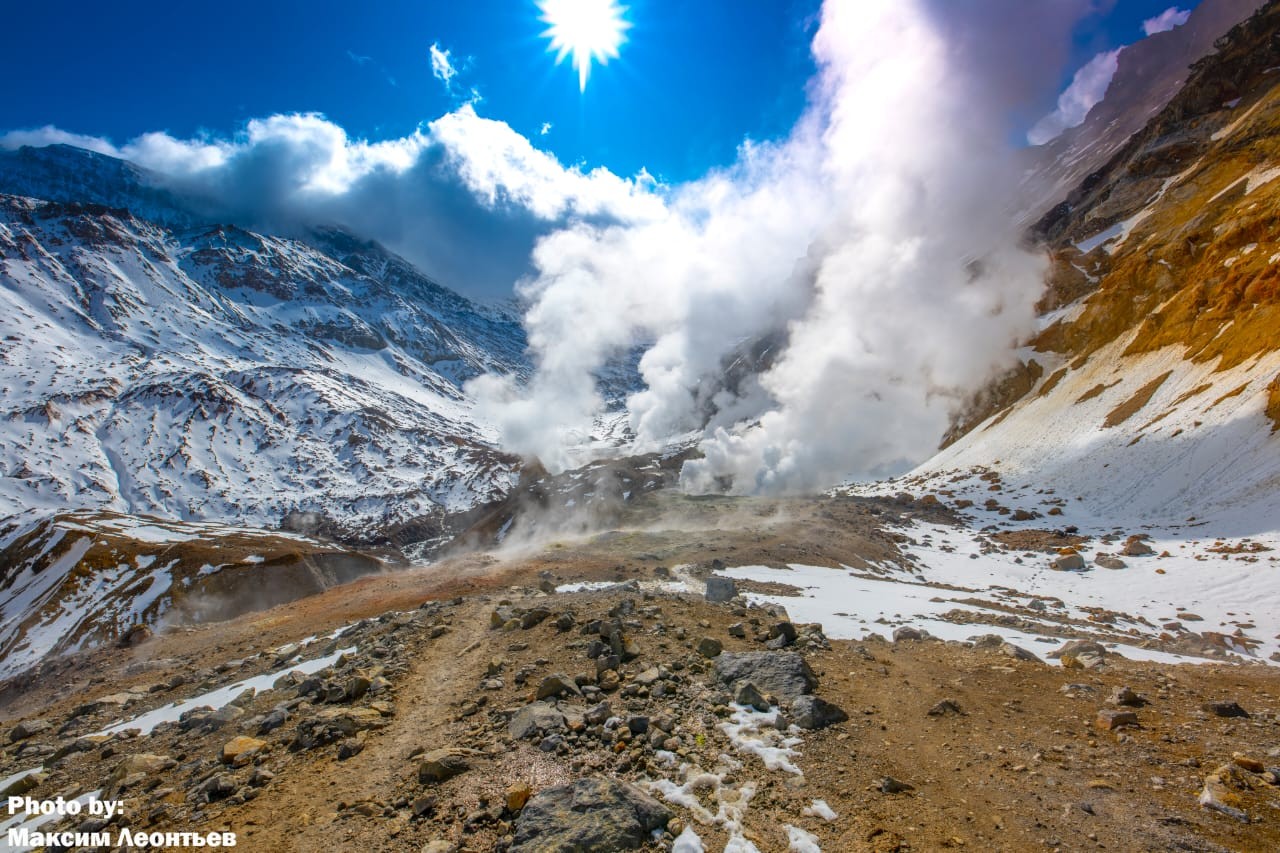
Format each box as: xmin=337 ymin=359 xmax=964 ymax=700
xmin=469 ymin=0 xmax=1051 ymax=493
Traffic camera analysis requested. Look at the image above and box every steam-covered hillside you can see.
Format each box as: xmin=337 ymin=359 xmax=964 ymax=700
xmin=0 ymin=148 xmax=534 ymax=544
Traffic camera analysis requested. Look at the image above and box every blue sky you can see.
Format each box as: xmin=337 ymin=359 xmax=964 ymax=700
xmin=1 ymin=0 xmax=1199 ymax=183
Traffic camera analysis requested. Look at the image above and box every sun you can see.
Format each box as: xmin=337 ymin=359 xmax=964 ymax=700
xmin=538 ymin=0 xmax=631 ymax=92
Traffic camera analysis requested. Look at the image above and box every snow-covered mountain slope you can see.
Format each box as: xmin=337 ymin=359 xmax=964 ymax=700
xmin=0 ymin=188 xmax=530 ymax=543
xmin=0 ymin=509 xmax=385 ymax=682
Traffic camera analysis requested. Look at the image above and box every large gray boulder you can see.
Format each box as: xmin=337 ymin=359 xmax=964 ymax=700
xmin=508 ymin=701 xmax=566 ymax=740
xmin=510 ymin=778 xmax=671 ymax=852
xmin=714 ymin=651 xmax=817 ymax=701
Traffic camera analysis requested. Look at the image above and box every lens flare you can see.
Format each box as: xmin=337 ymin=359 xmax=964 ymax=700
xmin=538 ymin=0 xmax=631 ymax=92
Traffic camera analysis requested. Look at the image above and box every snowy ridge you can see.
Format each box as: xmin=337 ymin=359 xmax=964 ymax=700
xmin=0 ymin=193 xmax=529 ymax=540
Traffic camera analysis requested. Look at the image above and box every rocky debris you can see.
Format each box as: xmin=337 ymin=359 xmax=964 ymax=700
xmin=107 ymin=753 xmax=177 ymax=789
xmin=518 ymin=608 xmax=550 ymax=629
xmin=1096 ymin=709 xmax=1139 ymax=731
xmin=418 ymin=748 xmax=473 ymax=783
xmin=258 ymin=706 xmax=290 ymax=735
xmin=766 ymin=621 xmax=798 ymax=649
xmin=714 ymin=651 xmax=817 ymax=701
xmin=509 ymin=778 xmax=671 ymax=852
xmin=1199 ymin=763 xmax=1260 ymax=821
xmin=1108 ymin=686 xmax=1145 ymax=707
xmin=1000 ymin=642 xmax=1043 ymax=663
xmin=118 ymin=623 xmax=154 ymax=647
xmin=292 ymin=707 xmax=387 ymax=749
xmin=7 ymin=718 xmax=51 ymax=742
xmin=70 ymin=693 xmax=132 ymax=718
xmin=1094 ymin=554 xmax=1127 ymax=570
xmin=789 ymin=695 xmax=849 ymax=730
xmin=189 ymin=773 xmax=238 ymax=805
xmin=1052 ymin=640 xmax=1107 ymax=670
xmin=696 ymin=637 xmax=723 ymax=658
xmin=420 ymin=842 xmax=453 ymax=853
xmin=893 ymin=626 xmax=928 ymax=642
xmin=1121 ymin=535 xmax=1155 ymax=557
xmin=705 ymin=576 xmax=737 ymax=603
xmin=508 ymin=702 xmax=566 ymax=740
xmin=222 ymin=736 xmax=267 ymax=767
xmin=927 ymin=698 xmax=963 ymax=716
xmin=1203 ymin=700 xmax=1250 ymax=718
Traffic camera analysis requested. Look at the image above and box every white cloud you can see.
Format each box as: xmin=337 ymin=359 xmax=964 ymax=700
xmin=347 ymin=50 xmax=372 ymax=66
xmin=1143 ymin=7 xmax=1191 ymax=36
xmin=1026 ymin=48 xmax=1121 ymax=145
xmin=430 ymin=42 xmax=458 ymax=89
xmin=0 ymin=108 xmax=659 ymax=299
xmin=540 ymin=122 xmax=553 ymax=136
xmin=469 ymin=0 xmax=1049 ymax=491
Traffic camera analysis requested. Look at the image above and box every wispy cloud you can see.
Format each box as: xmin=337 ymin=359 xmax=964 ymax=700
xmin=1143 ymin=6 xmax=1190 ymax=36
xmin=347 ymin=49 xmax=397 ymax=88
xmin=539 ymin=122 xmax=553 ymax=136
xmin=1026 ymin=48 xmax=1121 ymax=145
xmin=430 ymin=42 xmax=458 ymax=89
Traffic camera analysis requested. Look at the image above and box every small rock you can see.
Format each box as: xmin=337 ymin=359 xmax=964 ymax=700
xmin=1096 ymin=709 xmax=1139 ymax=731
xmin=508 ymin=702 xmax=566 ymax=740
xmin=927 ymin=699 xmax=963 ymax=717
xmin=1050 ymin=553 xmax=1085 ymax=571
xmin=222 ymin=736 xmax=267 ymax=767
xmin=1108 ymin=686 xmax=1144 ymax=707
xmin=419 ymin=748 xmax=473 ymax=783
xmin=1203 ymin=700 xmax=1249 ymax=718
xmin=892 ymin=626 xmax=926 ymax=642
xmin=507 ymin=782 xmax=533 ymax=812
xmin=878 ymin=776 xmax=914 ymax=794
xmin=790 ymin=695 xmax=848 ymax=729
xmin=1094 ymin=555 xmax=1127 ymax=570
xmin=1000 ymin=643 xmax=1043 ymax=663
xmin=1053 ymin=640 xmax=1107 ymax=670
xmin=8 ymin=719 xmax=52 ymax=742
xmin=535 ymin=674 xmax=581 ymax=700
xmin=705 ymin=577 xmax=737 ymax=603
xmin=1121 ymin=536 xmax=1155 ymax=557
xmin=696 ymin=637 xmax=723 ymax=658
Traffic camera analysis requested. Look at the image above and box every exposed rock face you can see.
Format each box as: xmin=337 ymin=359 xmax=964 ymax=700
xmin=509 ymin=778 xmax=671 ymax=853
xmin=714 ymin=651 xmax=818 ymax=701
xmin=937 ymin=3 xmax=1280 ymax=520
